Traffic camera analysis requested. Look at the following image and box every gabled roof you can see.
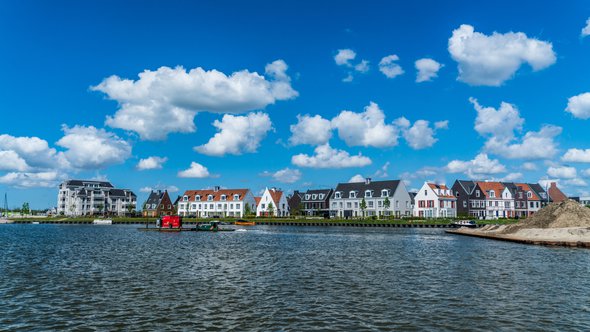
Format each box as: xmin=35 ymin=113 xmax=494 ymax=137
xmin=333 ymin=180 xmax=401 ymax=199
xmin=145 ymin=191 xmax=165 ymax=206
xmin=529 ymin=183 xmax=548 ymax=201
xmin=548 ymin=182 xmax=567 ymax=202
xmin=302 ymin=189 xmax=333 ymax=202
xmin=409 ymin=192 xmax=417 ymax=205
xmin=254 ymin=197 xmax=261 ymax=206
xmin=455 ymin=180 xmax=477 ymax=195
xmin=427 ymin=183 xmax=455 ymax=199
xmin=269 ymin=189 xmax=283 ymax=204
xmin=182 ymin=189 xmax=249 ymax=202
xmin=515 ymin=183 xmax=540 ymax=201
xmin=475 ymin=181 xmax=505 ymax=198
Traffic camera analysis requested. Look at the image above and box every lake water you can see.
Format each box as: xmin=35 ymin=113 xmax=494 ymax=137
xmin=1 ymin=224 xmax=589 ymax=331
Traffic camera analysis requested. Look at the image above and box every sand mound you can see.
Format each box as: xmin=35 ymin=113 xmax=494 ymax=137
xmin=502 ymin=200 xmax=590 ymax=234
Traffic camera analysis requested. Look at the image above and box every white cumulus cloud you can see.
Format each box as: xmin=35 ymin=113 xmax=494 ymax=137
xmin=547 ymin=166 xmax=577 ymax=179
xmin=0 ymin=171 xmax=62 ymax=188
xmin=195 ymin=112 xmax=273 ymax=156
xmin=92 ymin=60 xmax=297 ymax=140
xmin=136 ymin=156 xmax=168 ymax=170
xmin=56 ymin=125 xmax=131 ymax=169
xmin=349 ymin=174 xmax=365 ymax=183
xmin=566 ymin=92 xmax=590 ymax=119
xmin=582 ymin=17 xmax=590 ymax=37
xmin=379 ymin=54 xmax=404 ymax=79
xmin=562 ymin=149 xmax=590 ymax=163
xmin=292 ymin=144 xmax=371 ymax=168
xmin=266 ymin=168 xmax=302 ymax=183
xmin=334 ymin=49 xmax=356 ymax=66
xmin=445 ymin=153 xmax=507 ymax=179
xmin=289 ymin=114 xmax=333 ymax=146
xmin=178 ymin=162 xmax=211 ymax=178
xmin=332 ymin=102 xmax=399 ymax=148
xmin=0 ymin=150 xmax=29 ymax=171
xmin=471 ymin=97 xmax=524 ymax=140
xmin=415 ymin=58 xmax=443 ymax=82
xmin=448 ymin=24 xmax=556 ymax=86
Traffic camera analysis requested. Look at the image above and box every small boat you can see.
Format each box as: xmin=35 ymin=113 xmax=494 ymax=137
xmin=93 ymin=219 xmax=113 ymax=225
xmin=451 ymin=220 xmax=477 ymax=228
xmin=32 ymin=221 xmax=40 ymax=225
xmin=234 ymin=219 xmax=255 ymax=226
xmin=197 ymin=221 xmax=234 ymax=232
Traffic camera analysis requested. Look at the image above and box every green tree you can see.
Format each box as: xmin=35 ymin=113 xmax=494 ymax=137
xmin=244 ymin=202 xmax=252 ymax=217
xmin=126 ymin=203 xmax=135 ymax=216
xmin=267 ymin=202 xmax=275 ymax=217
xmin=96 ymin=203 xmax=104 ymax=216
xmin=21 ymin=202 xmax=30 ymax=216
xmin=383 ymin=197 xmax=391 ymax=219
xmin=360 ymin=198 xmax=367 ymax=219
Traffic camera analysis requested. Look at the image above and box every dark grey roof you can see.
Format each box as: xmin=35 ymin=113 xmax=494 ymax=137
xmin=109 ymin=189 xmax=128 ymax=197
xmin=409 ymin=192 xmax=417 ymax=205
xmin=332 ymin=180 xmax=400 ymax=199
xmin=66 ymin=180 xmax=114 ymax=188
xmin=302 ymin=189 xmax=333 ymax=202
xmin=145 ymin=191 xmax=164 ymax=207
xmin=529 ymin=183 xmax=549 ymax=201
xmin=77 ymin=189 xmax=88 ymax=196
xmin=456 ymin=180 xmax=476 ymax=194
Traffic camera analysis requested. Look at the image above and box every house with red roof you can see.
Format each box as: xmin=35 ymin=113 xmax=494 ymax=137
xmin=413 ymin=182 xmax=457 ymax=218
xmin=256 ymin=187 xmax=289 ymax=217
xmin=177 ymin=186 xmax=255 ymax=218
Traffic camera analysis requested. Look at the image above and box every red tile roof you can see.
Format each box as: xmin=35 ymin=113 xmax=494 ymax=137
xmin=548 ymin=182 xmax=567 ymax=202
xmin=269 ymin=190 xmax=283 ymax=205
xmin=476 ymin=181 xmax=505 ymax=198
xmin=182 ymin=189 xmax=249 ymax=202
xmin=427 ymin=183 xmax=455 ymax=198
xmin=515 ymin=183 xmax=540 ymax=201
xmin=254 ymin=197 xmax=261 ymax=206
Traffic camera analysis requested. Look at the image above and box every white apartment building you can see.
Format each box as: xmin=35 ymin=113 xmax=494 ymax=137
xmin=330 ymin=178 xmax=412 ymax=218
xmin=177 ymin=187 xmax=255 ymax=218
xmin=57 ymin=180 xmax=136 ymax=216
xmin=413 ymin=182 xmax=457 ymax=218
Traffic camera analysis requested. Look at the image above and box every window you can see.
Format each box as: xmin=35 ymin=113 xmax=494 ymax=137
xmin=305 ymin=194 xmax=311 ymax=200
xmin=261 ymin=204 xmax=265 ymax=209
xmin=207 ymin=195 xmax=213 ymax=201
xmin=527 ymin=191 xmax=532 ymax=199
xmin=210 ymin=204 xmax=214 ymax=209
xmin=217 ymin=204 xmax=222 ymax=209
xmin=354 ymin=202 xmax=358 ymax=208
xmin=195 ymin=195 xmax=201 ymax=201
xmin=236 ymin=203 xmax=241 ymax=209
xmin=198 ymin=204 xmax=202 ymax=209
xmin=382 ymin=190 xmax=388 ymax=197
xmin=230 ymin=204 xmax=234 ymax=209
xmin=425 ymin=190 xmax=428 ymax=196
xmin=319 ymin=194 xmax=324 ymax=200
xmin=234 ymin=194 xmax=240 ymax=201
xmin=183 ymin=195 xmax=188 ymax=202
xmin=332 ymin=202 xmax=337 ymax=208
xmin=463 ymin=201 xmax=467 ymax=208
xmin=476 ymin=190 xmax=480 ymax=197
xmin=378 ymin=200 xmax=382 ymax=207
xmin=335 ymin=192 xmax=341 ymax=199
xmin=489 ymin=190 xmax=495 ymax=198
xmin=221 ymin=195 xmax=227 ymax=201
xmin=312 ymin=194 xmax=317 ymax=200
xmin=160 ymin=204 xmax=164 ymax=209
xmin=191 ymin=204 xmax=196 ymax=209
xmin=346 ymin=202 xmax=352 ymax=208
xmin=365 ymin=190 xmax=372 ymax=198
xmin=168 ymin=205 xmax=171 ymax=209
xmin=350 ymin=191 xmax=356 ymax=198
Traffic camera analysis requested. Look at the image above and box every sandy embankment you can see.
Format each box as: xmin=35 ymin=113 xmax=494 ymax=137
xmin=449 ymin=200 xmax=590 ymax=247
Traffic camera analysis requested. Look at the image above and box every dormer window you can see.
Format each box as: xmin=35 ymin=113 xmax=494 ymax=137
xmin=489 ymin=190 xmax=495 ymax=198
xmin=312 ymin=194 xmax=317 ymax=200
xmin=527 ymin=191 xmax=532 ymax=199
xmin=195 ymin=195 xmax=201 ymax=201
xmin=365 ymin=190 xmax=372 ymax=198
xmin=381 ymin=190 xmax=388 ymax=197
xmin=349 ymin=191 xmax=356 ymax=199
xmin=207 ymin=195 xmax=213 ymax=201
xmin=319 ymin=194 xmax=324 ymax=200
xmin=233 ymin=194 xmax=240 ymax=201
xmin=183 ymin=195 xmax=188 ymax=202
xmin=305 ymin=194 xmax=311 ymax=200
xmin=335 ymin=192 xmax=341 ymax=199
xmin=221 ymin=195 xmax=227 ymax=201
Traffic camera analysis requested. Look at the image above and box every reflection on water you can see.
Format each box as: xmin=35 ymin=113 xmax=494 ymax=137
xmin=1 ymin=224 xmax=589 ymax=331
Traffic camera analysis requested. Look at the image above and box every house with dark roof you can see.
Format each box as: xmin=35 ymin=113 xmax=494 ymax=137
xmin=287 ymin=190 xmax=304 ymax=216
xmin=330 ymin=178 xmax=411 ymax=218
xmin=177 ymin=186 xmax=255 ymax=218
xmin=57 ymin=180 xmax=136 ymax=216
xmin=301 ymin=189 xmax=333 ymax=217
xmin=142 ymin=190 xmax=174 ymax=217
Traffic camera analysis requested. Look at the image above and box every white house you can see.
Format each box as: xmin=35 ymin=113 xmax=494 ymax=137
xmin=177 ymin=187 xmax=255 ymax=218
xmin=330 ymin=178 xmax=412 ymax=218
xmin=256 ymin=188 xmax=289 ymax=217
xmin=57 ymin=180 xmax=136 ymax=216
xmin=413 ymin=182 xmax=457 ymax=218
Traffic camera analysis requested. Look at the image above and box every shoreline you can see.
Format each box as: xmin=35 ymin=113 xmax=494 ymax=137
xmin=447 ymin=227 xmax=590 ymax=248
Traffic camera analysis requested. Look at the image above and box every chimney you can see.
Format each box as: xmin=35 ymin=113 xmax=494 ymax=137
xmin=214 ymin=186 xmax=220 ymax=192
xmin=365 ymin=178 xmax=371 ymax=185
xmin=550 ymin=182 xmax=557 ymax=188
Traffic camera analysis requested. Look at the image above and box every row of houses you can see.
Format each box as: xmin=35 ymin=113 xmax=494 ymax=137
xmin=57 ymin=178 xmax=571 ymax=219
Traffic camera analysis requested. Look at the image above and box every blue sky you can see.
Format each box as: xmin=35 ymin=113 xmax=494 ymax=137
xmin=2 ymin=0 xmax=590 ymax=209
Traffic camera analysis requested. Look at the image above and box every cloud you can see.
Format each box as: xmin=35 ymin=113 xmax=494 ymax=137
xmin=289 ymin=114 xmax=332 ymax=146
xmin=582 ymin=18 xmax=590 ymax=37
xmin=448 ymin=24 xmax=556 ymax=86
xmin=499 ymin=172 xmax=523 ymax=182
xmin=582 ymin=169 xmax=590 ymax=178
xmin=136 ymin=156 xmax=168 ymax=170
xmin=263 ymin=168 xmax=302 ymax=183
xmin=564 ymin=178 xmax=587 ymax=187
xmin=334 ymin=49 xmax=356 ymax=66
xmin=332 ymin=102 xmax=399 ymax=148
xmin=349 ymin=174 xmax=365 ymax=183
xmin=0 ymin=134 xmax=66 ymax=170
xmin=565 ymin=92 xmax=590 ymax=119
xmin=56 ymin=125 xmax=131 ymax=169
xmin=445 ymin=153 xmax=507 ymax=178
xmin=0 ymin=171 xmax=62 ymax=188
xmin=471 ymin=98 xmax=524 ymax=140
xmin=291 ymin=144 xmax=371 ymax=168
xmin=140 ymin=185 xmax=179 ymax=193
xmin=400 ymin=119 xmax=439 ymax=149
xmin=562 ymin=148 xmax=590 ymax=163
xmin=178 ymin=162 xmax=211 ymax=178
xmin=470 ymin=98 xmax=560 ymax=160
xmin=484 ymin=125 xmax=562 ymax=160
xmin=354 ymin=60 xmax=370 ymax=73
xmin=522 ymin=162 xmax=537 ymax=171
xmin=0 ymin=150 xmax=29 ymax=171
xmin=415 ymin=58 xmax=443 ymax=82
xmin=92 ymin=60 xmax=297 ymax=140
xmin=434 ymin=120 xmax=449 ymax=130
xmin=374 ymin=161 xmax=390 ymax=178
xmin=195 ymin=112 xmax=273 ymax=156
xmin=547 ymin=166 xmax=577 ymax=179
xmin=379 ymin=54 xmax=404 ymax=78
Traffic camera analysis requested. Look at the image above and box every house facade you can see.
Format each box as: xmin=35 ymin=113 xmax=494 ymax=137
xmin=177 ymin=187 xmax=255 ymax=218
xmin=257 ymin=188 xmax=289 ymax=217
xmin=413 ymin=182 xmax=457 ymax=218
xmin=330 ymin=178 xmax=412 ymax=218
xmin=301 ymin=189 xmax=333 ymax=217
xmin=57 ymin=180 xmax=136 ymax=216
xmin=287 ymin=191 xmax=304 ymax=216
xmin=143 ymin=190 xmax=175 ymax=217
